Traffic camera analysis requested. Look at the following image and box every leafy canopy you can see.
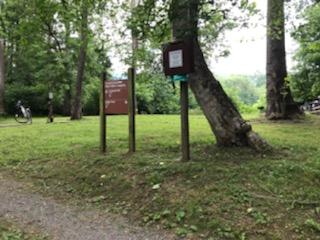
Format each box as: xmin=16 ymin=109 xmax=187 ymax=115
xmin=291 ymin=2 xmax=320 ymax=101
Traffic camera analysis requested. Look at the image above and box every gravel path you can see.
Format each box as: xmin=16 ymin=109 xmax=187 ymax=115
xmin=0 ymin=174 xmax=176 ymax=240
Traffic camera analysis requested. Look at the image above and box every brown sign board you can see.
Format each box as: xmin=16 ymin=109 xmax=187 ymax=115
xmin=104 ymin=80 xmax=128 ymax=115
xmin=163 ymin=40 xmax=194 ymax=76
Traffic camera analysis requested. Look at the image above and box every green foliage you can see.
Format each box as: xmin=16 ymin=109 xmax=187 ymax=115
xmin=138 ymin=73 xmax=179 ymax=114
xmin=175 ymin=209 xmax=186 ymax=222
xmin=305 ymin=219 xmax=320 ymax=232
xmin=128 ymin=0 xmax=171 ymax=44
xmin=0 ymin=0 xmax=267 ymax=117
xmin=83 ymin=77 xmax=100 ymax=115
xmin=0 ymin=220 xmax=46 ymax=240
xmin=220 ymin=75 xmax=259 ymax=105
xmin=291 ymin=3 xmax=320 ymax=101
xmin=0 ymin=0 xmax=111 ymax=116
xmin=130 ymin=72 xmax=268 ymax=116
xmin=247 ymin=208 xmax=270 ymax=225
xmin=219 ymin=74 xmax=266 ymax=113
xmin=4 ymin=84 xmax=48 ymax=115
xmin=129 ymin=0 xmax=259 ymax=57
xmin=136 ymin=71 xmax=200 ymax=114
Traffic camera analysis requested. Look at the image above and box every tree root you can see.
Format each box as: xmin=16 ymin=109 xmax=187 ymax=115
xmin=246 ymin=131 xmax=272 ymax=152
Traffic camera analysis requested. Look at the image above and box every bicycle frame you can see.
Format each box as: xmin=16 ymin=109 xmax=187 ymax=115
xmin=15 ymin=102 xmax=32 ymax=124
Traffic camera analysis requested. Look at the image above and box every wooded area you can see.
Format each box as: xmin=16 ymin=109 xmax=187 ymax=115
xmin=0 ymin=0 xmax=319 ymax=146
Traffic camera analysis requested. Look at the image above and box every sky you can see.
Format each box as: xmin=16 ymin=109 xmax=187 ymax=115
xmin=211 ymin=0 xmax=297 ymax=76
xmin=110 ymin=0 xmax=298 ymax=77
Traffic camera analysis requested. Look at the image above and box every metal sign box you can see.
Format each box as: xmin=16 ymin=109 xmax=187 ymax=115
xmin=163 ymin=40 xmax=194 ymax=76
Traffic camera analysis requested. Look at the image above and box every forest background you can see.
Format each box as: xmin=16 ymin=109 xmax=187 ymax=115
xmin=0 ymin=0 xmax=319 ymax=116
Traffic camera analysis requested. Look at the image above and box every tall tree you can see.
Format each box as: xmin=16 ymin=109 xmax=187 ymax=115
xmin=60 ymin=0 xmax=75 ymax=116
xmin=0 ymin=39 xmax=4 ymax=114
xmin=0 ymin=0 xmax=110 ymax=115
xmin=168 ymin=0 xmax=268 ymax=150
xmin=71 ymin=0 xmax=89 ymax=120
xmin=266 ymin=0 xmax=301 ymax=119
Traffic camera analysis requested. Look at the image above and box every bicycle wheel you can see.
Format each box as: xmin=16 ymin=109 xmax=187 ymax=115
xmin=14 ymin=111 xmax=28 ymax=124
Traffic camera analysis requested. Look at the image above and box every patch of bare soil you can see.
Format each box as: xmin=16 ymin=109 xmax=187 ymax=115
xmin=0 ymin=174 xmax=177 ymax=240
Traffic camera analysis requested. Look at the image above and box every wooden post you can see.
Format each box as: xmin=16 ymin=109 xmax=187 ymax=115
xmin=129 ymin=0 xmax=138 ymax=154
xmin=180 ymin=80 xmax=190 ymax=161
xmin=47 ymin=100 xmax=54 ymax=123
xmin=0 ymin=39 xmax=5 ymax=115
xmin=100 ymin=72 xmax=106 ymax=153
xmin=128 ymin=67 xmax=136 ymax=153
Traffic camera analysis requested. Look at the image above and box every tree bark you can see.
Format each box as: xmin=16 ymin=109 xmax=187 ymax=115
xmin=266 ymin=0 xmax=302 ymax=120
xmin=71 ymin=0 xmax=89 ymax=120
xmin=62 ymin=2 xmax=72 ymax=116
xmin=170 ymin=0 xmax=269 ymax=150
xmin=0 ymin=39 xmax=5 ymax=115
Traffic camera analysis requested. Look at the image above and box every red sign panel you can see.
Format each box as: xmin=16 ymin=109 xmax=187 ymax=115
xmin=104 ymin=80 xmax=128 ymax=115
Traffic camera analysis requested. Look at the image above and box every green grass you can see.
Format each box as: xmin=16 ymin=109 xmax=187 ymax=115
xmin=0 ymin=114 xmax=320 ymax=239
xmin=0 ymin=219 xmax=46 ymax=240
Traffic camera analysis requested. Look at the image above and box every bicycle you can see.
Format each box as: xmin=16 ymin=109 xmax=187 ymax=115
xmin=15 ymin=100 xmax=32 ymax=124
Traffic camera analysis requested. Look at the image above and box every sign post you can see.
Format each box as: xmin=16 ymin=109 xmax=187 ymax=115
xmin=163 ymin=40 xmax=194 ymax=161
xmin=100 ymin=72 xmax=107 ymax=153
xmin=180 ymin=81 xmax=190 ymax=161
xmin=128 ymin=67 xmax=136 ymax=153
xmin=100 ymin=73 xmax=135 ymax=154
xmin=47 ymin=92 xmax=54 ymax=123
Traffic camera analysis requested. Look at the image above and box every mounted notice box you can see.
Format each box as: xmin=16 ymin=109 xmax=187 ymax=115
xmin=163 ymin=40 xmax=194 ymax=76
xmin=104 ymin=80 xmax=128 ymax=115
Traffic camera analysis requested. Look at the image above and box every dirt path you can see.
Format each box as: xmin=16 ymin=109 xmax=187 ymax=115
xmin=0 ymin=174 xmax=176 ymax=240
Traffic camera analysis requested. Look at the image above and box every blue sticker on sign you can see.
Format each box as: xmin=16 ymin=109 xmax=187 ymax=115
xmin=171 ymin=75 xmax=188 ymax=82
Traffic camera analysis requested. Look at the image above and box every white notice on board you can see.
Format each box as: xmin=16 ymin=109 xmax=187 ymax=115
xmin=169 ymin=50 xmax=183 ymax=68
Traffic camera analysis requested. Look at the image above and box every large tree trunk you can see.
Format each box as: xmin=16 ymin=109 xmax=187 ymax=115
xmin=170 ymin=0 xmax=269 ymax=150
xmin=266 ymin=0 xmax=302 ymax=120
xmin=190 ymin=41 xmax=267 ymax=149
xmin=0 ymin=39 xmax=5 ymax=115
xmin=62 ymin=3 xmax=72 ymax=116
xmin=71 ymin=0 xmax=88 ymax=120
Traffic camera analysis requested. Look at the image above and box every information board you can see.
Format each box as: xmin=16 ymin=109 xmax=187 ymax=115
xmin=162 ymin=40 xmax=194 ymax=76
xmin=169 ymin=50 xmax=183 ymax=68
xmin=104 ymin=80 xmax=128 ymax=114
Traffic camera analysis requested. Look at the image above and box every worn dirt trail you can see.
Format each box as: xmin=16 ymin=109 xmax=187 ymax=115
xmin=0 ymin=174 xmax=176 ymax=240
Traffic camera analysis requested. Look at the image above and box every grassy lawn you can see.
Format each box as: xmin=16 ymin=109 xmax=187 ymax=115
xmin=0 ymin=114 xmax=320 ymax=239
